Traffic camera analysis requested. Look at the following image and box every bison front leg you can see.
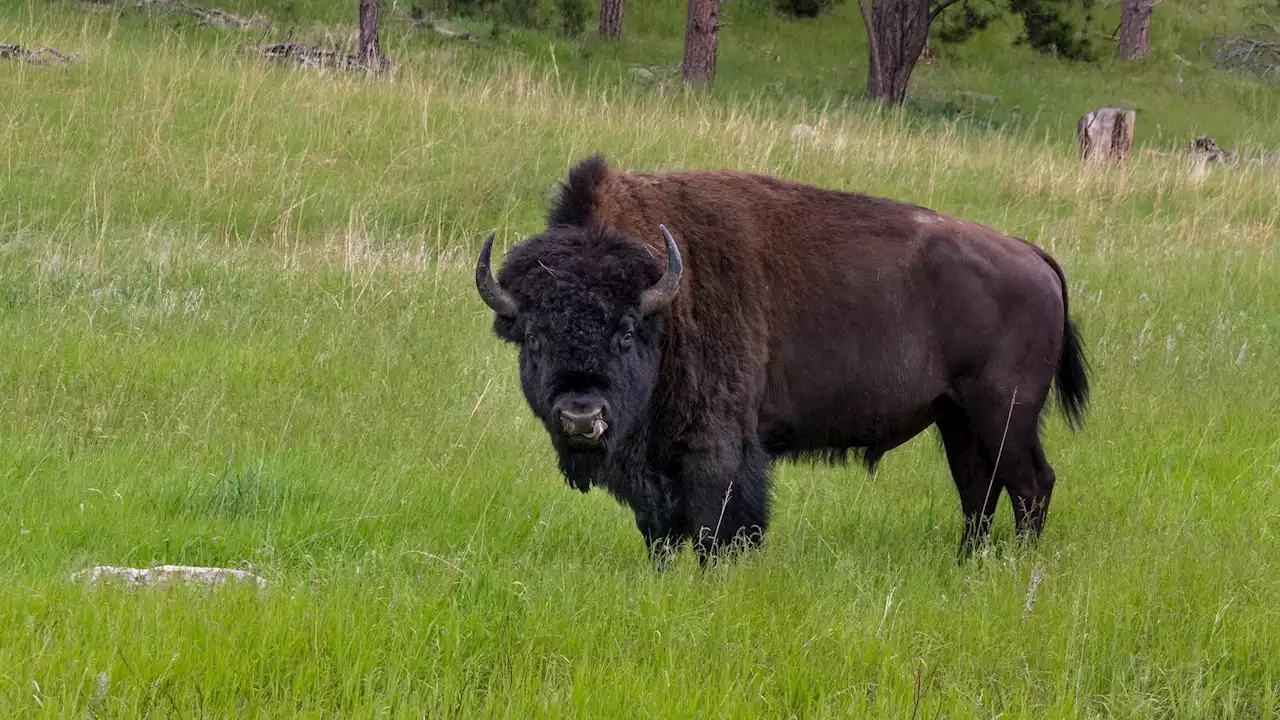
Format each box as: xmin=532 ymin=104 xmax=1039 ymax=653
xmin=632 ymin=478 xmax=680 ymax=570
xmin=634 ymin=506 xmax=679 ymax=570
xmin=682 ymin=439 xmax=773 ymax=568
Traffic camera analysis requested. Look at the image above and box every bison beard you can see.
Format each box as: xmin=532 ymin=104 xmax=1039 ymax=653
xmin=477 ymin=154 xmax=1090 ymax=567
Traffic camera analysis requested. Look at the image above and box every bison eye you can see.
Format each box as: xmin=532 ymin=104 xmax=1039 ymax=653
xmin=619 ymin=331 xmax=634 ymax=350
xmin=525 ymin=332 xmax=541 ymax=352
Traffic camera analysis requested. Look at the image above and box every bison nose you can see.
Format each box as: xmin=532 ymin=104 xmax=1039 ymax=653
xmin=555 ymin=403 xmax=609 ymax=440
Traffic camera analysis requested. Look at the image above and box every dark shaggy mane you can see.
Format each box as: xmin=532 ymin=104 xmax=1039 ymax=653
xmin=774 ymin=446 xmax=885 ymax=474
xmin=547 ymin=153 xmax=610 ymax=228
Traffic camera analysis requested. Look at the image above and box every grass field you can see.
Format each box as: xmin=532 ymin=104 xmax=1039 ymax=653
xmin=2 ymin=1 xmax=1279 ymax=716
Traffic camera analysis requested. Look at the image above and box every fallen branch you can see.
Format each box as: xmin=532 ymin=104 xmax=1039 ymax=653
xmin=1144 ymin=143 xmax=1278 ymax=169
xmin=1189 ymin=135 xmax=1238 ymax=163
xmin=1249 ymin=152 xmax=1280 ymax=168
xmin=1204 ymin=33 xmax=1280 ymax=81
xmin=414 ymin=20 xmax=488 ymax=44
xmin=140 ymin=0 xmax=270 ymax=29
xmin=85 ymin=0 xmax=272 ymax=30
xmin=254 ymin=39 xmax=391 ymax=73
xmin=628 ymin=64 xmax=680 ymax=86
xmin=0 ymin=42 xmax=82 ymax=66
xmin=957 ymin=90 xmax=999 ymax=104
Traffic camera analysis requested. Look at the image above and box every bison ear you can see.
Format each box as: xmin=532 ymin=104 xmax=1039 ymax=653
xmin=476 ymin=230 xmax=519 ymax=318
xmin=638 ymin=225 xmax=684 ymax=316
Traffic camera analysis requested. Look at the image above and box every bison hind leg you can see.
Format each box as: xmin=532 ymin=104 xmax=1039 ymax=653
xmin=941 ymin=381 xmax=1059 ymax=559
xmin=1008 ymin=433 xmax=1056 ymax=541
xmin=935 ymin=403 xmax=1002 ymax=559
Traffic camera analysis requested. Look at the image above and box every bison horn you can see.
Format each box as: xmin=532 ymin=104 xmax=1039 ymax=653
xmin=475 ymin=230 xmax=519 ymax=318
xmin=639 ymin=225 xmax=684 ymax=316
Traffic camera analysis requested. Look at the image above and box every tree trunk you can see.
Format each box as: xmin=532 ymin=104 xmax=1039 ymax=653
xmin=1077 ymin=108 xmax=1136 ymax=163
xmin=682 ymin=0 xmax=721 ymax=87
xmin=599 ymin=0 xmax=624 ymax=38
xmin=359 ymin=0 xmax=382 ymax=69
xmin=1117 ymin=0 xmax=1153 ymax=60
xmin=858 ymin=0 xmax=931 ymax=105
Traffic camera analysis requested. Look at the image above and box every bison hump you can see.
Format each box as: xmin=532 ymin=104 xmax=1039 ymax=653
xmin=547 ymin=153 xmax=611 ymax=228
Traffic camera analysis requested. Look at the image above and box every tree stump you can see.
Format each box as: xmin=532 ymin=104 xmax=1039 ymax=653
xmin=1078 ymin=108 xmax=1136 ymax=163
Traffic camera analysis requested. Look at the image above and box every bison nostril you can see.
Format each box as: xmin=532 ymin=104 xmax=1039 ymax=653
xmin=556 ymin=406 xmax=607 ymax=439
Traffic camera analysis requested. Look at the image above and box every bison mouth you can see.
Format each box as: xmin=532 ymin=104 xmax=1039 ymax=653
xmin=560 ymin=417 xmax=608 ymax=449
xmin=550 ymin=404 xmax=609 ymax=486
xmin=547 ymin=398 xmax=613 ymax=491
xmin=563 ymin=435 xmax=605 ymax=452
xmin=552 ymin=399 xmax=610 ymax=450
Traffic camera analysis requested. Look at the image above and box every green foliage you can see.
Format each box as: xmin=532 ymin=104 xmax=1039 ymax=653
xmin=933 ymin=0 xmax=1001 ymax=43
xmin=773 ymin=0 xmax=844 ymax=18
xmin=556 ymin=0 xmax=588 ymax=37
xmin=1008 ymin=0 xmax=1096 ymax=60
xmin=934 ymin=0 xmax=1097 ymax=61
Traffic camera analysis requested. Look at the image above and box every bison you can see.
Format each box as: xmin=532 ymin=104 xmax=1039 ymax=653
xmin=475 ymin=154 xmax=1089 ymax=565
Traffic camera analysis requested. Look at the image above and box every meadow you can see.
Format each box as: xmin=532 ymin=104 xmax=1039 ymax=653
xmin=1 ymin=0 xmax=1278 ymax=716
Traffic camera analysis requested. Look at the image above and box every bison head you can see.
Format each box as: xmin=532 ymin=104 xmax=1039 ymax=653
xmin=475 ymin=225 xmax=683 ymax=491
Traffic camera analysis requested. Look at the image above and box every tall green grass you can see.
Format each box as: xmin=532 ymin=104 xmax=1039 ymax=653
xmin=1 ymin=3 xmax=1278 ymax=716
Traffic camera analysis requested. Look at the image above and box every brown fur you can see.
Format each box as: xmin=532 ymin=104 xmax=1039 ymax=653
xmin=491 ymin=154 xmax=1089 ymax=561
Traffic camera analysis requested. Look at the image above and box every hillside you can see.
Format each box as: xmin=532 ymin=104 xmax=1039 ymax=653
xmin=30 ymin=0 xmax=1278 ymax=149
xmin=1 ymin=0 xmax=1278 ymax=716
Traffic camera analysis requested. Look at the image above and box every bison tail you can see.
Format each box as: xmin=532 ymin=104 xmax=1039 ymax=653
xmin=1039 ymin=248 xmax=1091 ymax=431
xmin=1056 ymin=315 xmax=1090 ymax=431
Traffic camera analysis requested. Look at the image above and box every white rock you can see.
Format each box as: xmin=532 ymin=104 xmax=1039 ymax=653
xmin=72 ymin=565 xmax=268 ymax=589
xmin=789 ymin=123 xmax=816 ymax=139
